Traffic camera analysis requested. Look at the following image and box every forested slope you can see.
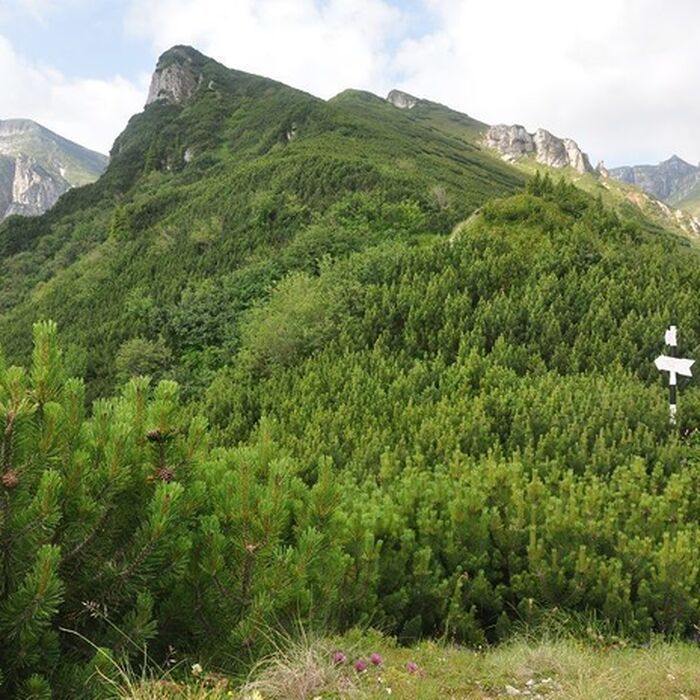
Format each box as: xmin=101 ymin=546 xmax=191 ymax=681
xmin=0 ymin=46 xmax=521 ymax=398
xmin=4 ymin=46 xmax=700 ymax=699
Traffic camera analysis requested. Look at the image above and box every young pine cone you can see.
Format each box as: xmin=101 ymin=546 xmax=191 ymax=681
xmin=155 ymin=466 xmax=175 ymax=483
xmin=146 ymin=428 xmax=175 ymax=443
xmin=146 ymin=429 xmax=164 ymax=443
xmin=2 ymin=470 xmax=19 ymax=490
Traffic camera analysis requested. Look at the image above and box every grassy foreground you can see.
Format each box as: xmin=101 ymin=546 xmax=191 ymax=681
xmin=119 ymin=632 xmax=700 ymax=700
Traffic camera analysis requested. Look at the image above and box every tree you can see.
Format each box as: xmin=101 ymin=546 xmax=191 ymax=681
xmin=115 ymin=337 xmax=172 ymax=384
xmin=0 ymin=322 xmax=199 ymax=697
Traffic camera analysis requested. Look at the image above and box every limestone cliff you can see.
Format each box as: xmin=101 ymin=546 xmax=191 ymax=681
xmin=386 ymin=90 xmax=419 ymax=110
xmin=483 ymin=124 xmax=594 ymax=174
xmin=146 ymin=46 xmax=205 ymax=106
xmin=0 ymin=119 xmax=107 ymax=221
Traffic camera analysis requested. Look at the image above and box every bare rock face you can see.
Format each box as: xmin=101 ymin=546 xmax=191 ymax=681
xmin=482 ymin=125 xmax=535 ymax=161
xmin=146 ymin=47 xmax=202 ymax=106
xmin=0 ymin=119 xmax=107 ymax=221
xmin=609 ymin=155 xmax=699 ymax=201
xmin=484 ymin=124 xmax=594 ymax=174
xmin=386 ymin=89 xmax=419 ymax=110
xmin=4 ymin=155 xmax=68 ymax=217
xmin=533 ymin=129 xmax=570 ymax=168
xmin=563 ymin=138 xmax=593 ymax=173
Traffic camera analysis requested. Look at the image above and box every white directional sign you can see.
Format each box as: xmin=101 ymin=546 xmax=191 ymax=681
xmin=655 ymin=325 xmax=694 ymax=425
xmin=654 ymin=355 xmax=694 ymax=377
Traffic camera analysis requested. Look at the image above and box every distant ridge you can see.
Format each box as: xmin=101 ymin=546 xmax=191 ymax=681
xmin=609 ymin=155 xmax=700 ymax=216
xmin=0 ymin=118 xmax=107 ymax=220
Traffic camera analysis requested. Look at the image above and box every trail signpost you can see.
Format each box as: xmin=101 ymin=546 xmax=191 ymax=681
xmin=654 ymin=325 xmax=694 ymax=424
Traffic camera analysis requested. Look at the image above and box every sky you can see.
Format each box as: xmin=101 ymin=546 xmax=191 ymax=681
xmin=0 ymin=0 xmax=698 ymax=168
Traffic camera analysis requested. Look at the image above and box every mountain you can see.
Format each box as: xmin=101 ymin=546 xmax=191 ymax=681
xmin=673 ymin=177 xmax=700 ymax=216
xmin=7 ymin=45 xmax=700 ymax=697
xmin=0 ymin=46 xmax=522 ymax=396
xmin=483 ymin=123 xmax=594 ymax=174
xmin=0 ymin=45 xmax=695 ymax=395
xmin=385 ymin=88 xmax=488 ymax=141
xmin=609 ymin=155 xmax=700 ymax=217
xmin=479 ymin=122 xmax=700 ymax=240
xmin=610 ymin=155 xmax=698 ymax=200
xmin=0 ymin=118 xmax=107 ymax=220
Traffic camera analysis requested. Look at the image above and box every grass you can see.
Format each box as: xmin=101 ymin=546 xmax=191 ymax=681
xmin=119 ymin=631 xmax=700 ymax=699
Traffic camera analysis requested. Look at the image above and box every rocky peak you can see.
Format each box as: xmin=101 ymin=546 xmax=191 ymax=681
xmin=484 ymin=124 xmax=594 ymax=174
xmin=146 ymin=46 xmax=205 ymax=107
xmin=609 ymin=155 xmax=699 ymax=201
xmin=0 ymin=118 xmax=107 ymax=221
xmin=386 ymin=89 xmax=419 ymax=110
xmin=665 ymin=154 xmax=692 ymax=168
xmin=0 ymin=119 xmax=42 ymax=141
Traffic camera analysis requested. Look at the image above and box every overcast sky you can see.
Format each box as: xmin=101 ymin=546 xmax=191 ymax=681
xmin=0 ymin=0 xmax=697 ymax=167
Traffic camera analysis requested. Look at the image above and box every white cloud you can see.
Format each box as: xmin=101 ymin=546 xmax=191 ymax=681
xmin=126 ymin=0 xmax=404 ymax=99
xmin=0 ymin=35 xmax=146 ymax=154
xmin=392 ymin=0 xmax=700 ymax=166
xmin=3 ymin=0 xmax=700 ymax=165
xmin=124 ymin=0 xmax=700 ymax=166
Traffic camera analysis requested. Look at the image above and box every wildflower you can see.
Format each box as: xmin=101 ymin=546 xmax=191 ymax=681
xmin=406 ymin=661 xmax=419 ymax=674
xmin=354 ymin=658 xmax=369 ymax=672
xmin=191 ymin=662 xmax=203 ymax=677
xmin=370 ymin=652 xmax=383 ymax=666
xmin=332 ymin=651 xmax=347 ymax=665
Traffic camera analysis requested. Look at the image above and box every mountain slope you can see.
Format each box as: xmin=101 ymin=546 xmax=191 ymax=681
xmin=672 ymin=176 xmax=700 ymax=215
xmin=8 ymin=47 xmax=700 ymax=698
xmin=0 ymin=119 xmax=107 ymax=219
xmin=480 ymin=124 xmax=700 ymax=241
xmin=609 ymin=155 xmax=700 ymax=219
xmin=0 ymin=46 xmax=523 ymax=396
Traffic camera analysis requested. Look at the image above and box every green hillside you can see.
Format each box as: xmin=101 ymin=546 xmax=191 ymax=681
xmin=480 ymin=150 xmax=700 ymax=245
xmin=673 ymin=178 xmax=700 ymax=217
xmin=6 ymin=46 xmax=700 ymax=698
xmin=0 ymin=46 xmax=521 ymax=398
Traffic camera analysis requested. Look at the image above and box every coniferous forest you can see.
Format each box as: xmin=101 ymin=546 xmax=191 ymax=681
xmin=3 ymin=47 xmax=700 ymax=697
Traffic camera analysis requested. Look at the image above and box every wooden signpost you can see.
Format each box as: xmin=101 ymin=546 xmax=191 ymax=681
xmin=654 ymin=325 xmax=694 ymax=425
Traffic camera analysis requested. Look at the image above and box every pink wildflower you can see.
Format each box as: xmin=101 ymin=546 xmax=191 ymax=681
xmin=354 ymin=658 xmax=369 ymax=672
xmin=370 ymin=653 xmax=383 ymax=666
xmin=332 ymin=651 xmax=347 ymax=665
xmin=406 ymin=661 xmax=419 ymax=674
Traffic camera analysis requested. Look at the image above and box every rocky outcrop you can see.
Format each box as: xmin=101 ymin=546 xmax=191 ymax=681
xmin=483 ymin=124 xmax=594 ymax=174
xmin=0 ymin=119 xmax=107 ymax=221
xmin=609 ymin=155 xmax=699 ymax=202
xmin=146 ymin=46 xmax=203 ymax=106
xmin=483 ymin=124 xmax=535 ymax=160
xmin=386 ymin=90 xmax=419 ymax=110
xmin=5 ymin=155 xmax=68 ymax=217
